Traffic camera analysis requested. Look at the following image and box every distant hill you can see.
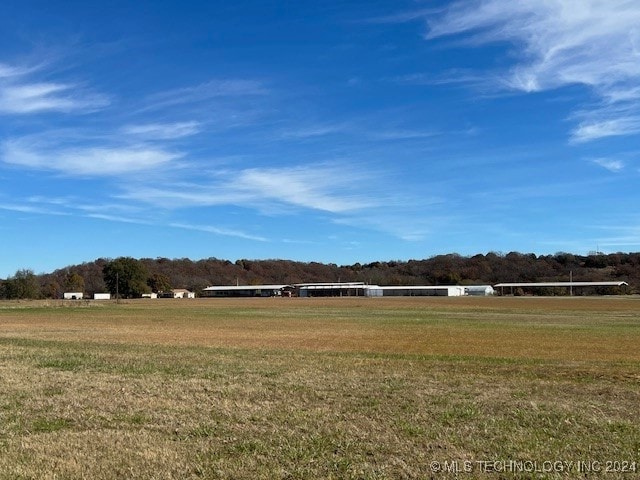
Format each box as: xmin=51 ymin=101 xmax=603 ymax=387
xmin=3 ymin=251 xmax=635 ymax=299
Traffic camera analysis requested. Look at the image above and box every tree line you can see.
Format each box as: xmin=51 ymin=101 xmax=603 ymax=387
xmin=1 ymin=251 xmax=638 ymax=299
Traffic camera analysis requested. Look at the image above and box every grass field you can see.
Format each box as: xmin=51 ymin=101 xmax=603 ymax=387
xmin=1 ymin=297 xmax=639 ymax=479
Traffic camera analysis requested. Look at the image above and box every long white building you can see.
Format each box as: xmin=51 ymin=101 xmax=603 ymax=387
xmin=363 ymin=285 xmax=465 ymax=297
xmin=202 ymin=282 xmax=495 ymax=298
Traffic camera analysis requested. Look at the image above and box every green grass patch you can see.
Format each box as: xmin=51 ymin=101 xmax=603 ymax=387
xmin=30 ymin=417 xmax=74 ymax=434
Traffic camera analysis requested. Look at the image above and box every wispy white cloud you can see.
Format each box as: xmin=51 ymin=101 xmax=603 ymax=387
xmin=1 ymin=138 xmax=181 ymax=176
xmin=235 ymin=166 xmax=378 ymax=213
xmin=363 ymin=7 xmax=443 ymax=25
xmin=0 ymin=202 xmax=69 ymax=216
xmin=586 ymin=221 xmax=640 ymax=250
xmin=1 ymin=192 xmax=268 ymax=243
xmin=0 ymin=62 xmax=35 ymax=78
xmin=122 ymin=164 xmax=382 ymax=214
xmin=390 ymin=70 xmax=496 ymax=89
xmin=425 ymin=0 xmax=640 ymax=142
xmin=0 ymin=81 xmax=109 ymax=114
xmin=281 ymin=119 xmax=439 ymax=143
xmin=141 ymin=79 xmax=268 ymax=112
xmin=120 ymin=183 xmax=254 ymax=208
xmin=597 ymin=235 xmax=640 ymax=249
xmin=333 ymin=195 xmax=448 ymax=241
xmin=118 ymin=162 xmax=441 ymax=242
xmin=0 ymin=57 xmax=109 ymax=115
xmin=281 ymin=124 xmax=346 ymax=139
xmin=571 ymin=115 xmax=640 ymax=143
xmin=169 ymin=222 xmax=268 ymax=242
xmin=603 ymin=86 xmax=640 ymax=104
xmin=121 ymin=121 xmax=202 ymax=139
xmin=83 ymin=212 xmax=155 ymax=225
xmin=590 ymin=157 xmax=625 ymax=172
xmin=26 ymin=195 xmax=74 ymax=206
xmin=369 ymin=129 xmax=438 ymax=141
xmin=27 ymin=195 xmax=151 ymax=219
xmin=468 ymin=175 xmax=615 ymax=204
xmin=1 ymin=194 xmax=267 ymax=242
xmin=336 ymin=214 xmax=435 ymax=241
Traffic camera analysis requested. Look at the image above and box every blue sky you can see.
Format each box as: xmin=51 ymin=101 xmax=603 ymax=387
xmin=2 ymin=0 xmax=640 ymax=276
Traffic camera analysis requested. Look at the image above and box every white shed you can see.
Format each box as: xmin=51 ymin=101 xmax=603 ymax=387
xmin=171 ymin=289 xmax=195 ymax=299
xmin=63 ymin=292 xmax=83 ymax=300
xmin=464 ymin=285 xmax=495 ymax=296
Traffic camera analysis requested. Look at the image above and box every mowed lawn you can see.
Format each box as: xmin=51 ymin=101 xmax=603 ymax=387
xmin=1 ymin=297 xmax=639 ymax=479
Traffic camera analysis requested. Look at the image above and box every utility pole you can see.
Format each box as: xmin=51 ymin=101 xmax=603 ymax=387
xmin=570 ymin=270 xmax=573 ymax=297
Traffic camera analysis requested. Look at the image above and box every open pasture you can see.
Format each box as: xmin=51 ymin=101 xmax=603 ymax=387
xmin=1 ymin=297 xmax=639 ymax=478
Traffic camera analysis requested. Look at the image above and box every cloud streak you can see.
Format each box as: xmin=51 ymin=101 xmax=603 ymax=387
xmin=0 ymin=202 xmax=69 ymax=216
xmin=590 ymin=157 xmax=625 ymax=172
xmin=140 ymin=79 xmax=268 ymax=112
xmin=572 ymin=117 xmax=640 ymax=143
xmin=1 ymin=138 xmax=181 ymax=176
xmin=235 ymin=166 xmax=378 ymax=213
xmin=0 ymin=62 xmax=38 ymax=78
xmin=169 ymin=222 xmax=268 ymax=242
xmin=0 ymin=192 xmax=267 ymax=242
xmin=0 ymin=57 xmax=109 ymax=115
xmin=122 ymin=164 xmax=381 ymax=214
xmin=121 ymin=121 xmax=202 ymax=140
xmin=0 ymin=82 xmax=109 ymax=114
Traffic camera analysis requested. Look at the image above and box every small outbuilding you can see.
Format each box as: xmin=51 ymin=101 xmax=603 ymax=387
xmin=63 ymin=292 xmax=83 ymax=300
xmin=159 ymin=289 xmax=195 ymax=299
xmin=464 ymin=285 xmax=495 ymax=296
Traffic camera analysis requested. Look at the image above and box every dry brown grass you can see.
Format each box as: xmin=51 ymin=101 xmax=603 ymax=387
xmin=1 ymin=297 xmax=639 ymax=479
xmin=2 ymin=296 xmax=640 ymax=361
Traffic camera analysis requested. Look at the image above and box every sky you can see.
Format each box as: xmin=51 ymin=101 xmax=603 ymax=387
xmin=2 ymin=0 xmax=640 ymax=277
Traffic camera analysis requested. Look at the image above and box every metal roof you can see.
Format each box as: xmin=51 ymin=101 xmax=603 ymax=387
xmin=202 ymin=285 xmax=290 ymax=291
xmin=494 ymin=281 xmax=628 ymax=287
xmin=373 ymin=285 xmax=461 ymax=290
xmin=295 ymin=282 xmax=366 ymax=288
xmin=299 ymin=283 xmax=368 ymax=290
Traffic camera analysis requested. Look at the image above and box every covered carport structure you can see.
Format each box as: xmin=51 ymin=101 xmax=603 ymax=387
xmin=296 ymin=282 xmax=367 ymax=297
xmin=494 ymin=281 xmax=629 ymax=296
xmin=201 ymin=285 xmax=291 ymax=297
